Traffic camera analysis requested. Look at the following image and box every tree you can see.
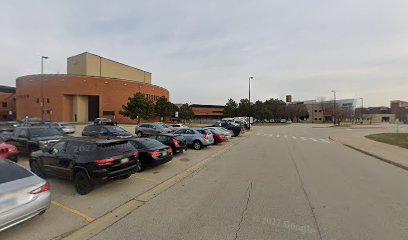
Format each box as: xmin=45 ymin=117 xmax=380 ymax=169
xmin=119 ymin=92 xmax=155 ymax=123
xmin=237 ymin=98 xmax=251 ymax=117
xmin=223 ymin=98 xmax=238 ymax=117
xmin=154 ymin=96 xmax=173 ymax=120
xmin=179 ymin=103 xmax=195 ymax=121
xmin=253 ymin=100 xmax=267 ymax=120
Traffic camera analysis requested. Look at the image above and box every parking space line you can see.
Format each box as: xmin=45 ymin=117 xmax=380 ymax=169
xmin=132 ymin=176 xmax=162 ymax=184
xmin=300 ymin=137 xmax=307 ymax=141
xmin=310 ymin=138 xmax=318 ymax=142
xmin=292 ymin=136 xmax=297 ymax=139
xmin=51 ymin=200 xmax=95 ymax=222
xmin=320 ymin=139 xmax=331 ymax=143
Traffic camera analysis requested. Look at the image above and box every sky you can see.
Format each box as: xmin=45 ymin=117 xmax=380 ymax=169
xmin=0 ymin=0 xmax=407 ymax=107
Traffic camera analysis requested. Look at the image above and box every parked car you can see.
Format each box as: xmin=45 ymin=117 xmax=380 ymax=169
xmin=30 ymin=138 xmax=141 ymax=195
xmin=1 ymin=127 xmax=66 ymax=155
xmin=0 ymin=141 xmax=18 ymax=162
xmin=82 ymin=125 xmax=133 ymax=139
xmin=129 ymin=138 xmax=173 ymax=171
xmin=135 ymin=123 xmax=173 ymax=137
xmin=203 ymin=128 xmax=225 ymax=144
xmin=169 ymin=123 xmax=188 ymax=129
xmin=52 ymin=122 xmax=76 ymax=134
xmin=0 ymin=160 xmax=51 ymax=232
xmin=280 ymin=119 xmax=287 ymax=123
xmin=0 ymin=122 xmax=16 ymax=133
xmin=93 ymin=118 xmax=116 ymax=126
xmin=211 ymin=121 xmax=243 ymax=137
xmin=172 ymin=128 xmax=214 ymax=150
xmin=205 ymin=127 xmax=232 ymax=141
xmin=149 ymin=133 xmax=188 ymax=154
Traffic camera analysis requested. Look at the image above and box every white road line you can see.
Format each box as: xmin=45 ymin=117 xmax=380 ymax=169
xmin=276 ymin=134 xmax=280 ymax=137
xmin=320 ymin=139 xmax=331 ymax=143
xmin=284 ymin=135 xmax=288 ymax=138
xmin=269 ymin=134 xmax=273 ymax=137
xmin=310 ymin=138 xmax=318 ymax=142
xmin=292 ymin=136 xmax=297 ymax=139
xmin=300 ymin=137 xmax=307 ymax=141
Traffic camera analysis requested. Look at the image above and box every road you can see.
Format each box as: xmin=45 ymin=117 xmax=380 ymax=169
xmin=88 ymin=124 xmax=408 ymax=240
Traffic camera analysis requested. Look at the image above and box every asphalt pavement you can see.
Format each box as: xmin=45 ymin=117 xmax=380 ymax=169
xmin=88 ymin=124 xmax=408 ymax=240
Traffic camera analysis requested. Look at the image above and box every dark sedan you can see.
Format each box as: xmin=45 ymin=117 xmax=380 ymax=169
xmin=82 ymin=125 xmax=133 ymax=139
xmin=129 ymin=138 xmax=173 ymax=171
xmin=150 ymin=133 xmax=187 ymax=154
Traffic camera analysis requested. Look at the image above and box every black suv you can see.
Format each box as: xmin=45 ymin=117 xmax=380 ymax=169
xmin=149 ymin=134 xmax=187 ymax=154
xmin=30 ymin=138 xmax=141 ymax=195
xmin=82 ymin=125 xmax=133 ymax=139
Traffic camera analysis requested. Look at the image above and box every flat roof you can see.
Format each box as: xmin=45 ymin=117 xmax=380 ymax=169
xmin=0 ymin=85 xmax=16 ymax=93
xmin=191 ymin=104 xmax=225 ymax=109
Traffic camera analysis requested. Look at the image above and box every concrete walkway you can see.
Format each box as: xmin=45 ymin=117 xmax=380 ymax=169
xmin=330 ymin=130 xmax=408 ymax=170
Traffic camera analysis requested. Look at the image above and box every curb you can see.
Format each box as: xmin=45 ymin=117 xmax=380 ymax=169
xmin=330 ymin=136 xmax=408 ymax=172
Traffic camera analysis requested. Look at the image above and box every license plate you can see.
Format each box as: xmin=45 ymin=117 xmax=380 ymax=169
xmin=121 ymin=158 xmax=129 ymax=163
xmin=162 ymin=151 xmax=167 ymax=156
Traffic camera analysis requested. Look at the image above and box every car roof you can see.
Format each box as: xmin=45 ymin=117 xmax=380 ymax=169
xmin=67 ymin=137 xmax=129 ymax=144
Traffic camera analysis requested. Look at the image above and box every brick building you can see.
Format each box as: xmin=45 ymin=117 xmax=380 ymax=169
xmin=16 ymin=52 xmax=169 ymax=123
xmin=390 ymin=100 xmax=408 ymax=123
xmin=0 ymin=85 xmax=16 ymax=121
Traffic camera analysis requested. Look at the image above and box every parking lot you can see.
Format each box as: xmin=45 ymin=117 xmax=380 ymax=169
xmin=0 ymin=124 xmax=248 ymax=240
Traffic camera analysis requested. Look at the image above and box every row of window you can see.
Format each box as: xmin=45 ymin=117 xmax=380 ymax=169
xmin=145 ymin=94 xmax=161 ymax=101
xmin=314 ymin=110 xmax=322 ymax=113
xmin=314 ymin=118 xmax=323 ymax=121
xmin=2 ymin=102 xmax=7 ymax=108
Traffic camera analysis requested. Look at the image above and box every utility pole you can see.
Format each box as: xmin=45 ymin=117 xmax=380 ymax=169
xmin=331 ymin=90 xmax=336 ymax=124
xmin=41 ymin=56 xmax=48 ymax=120
xmin=248 ymin=76 xmax=253 ymax=130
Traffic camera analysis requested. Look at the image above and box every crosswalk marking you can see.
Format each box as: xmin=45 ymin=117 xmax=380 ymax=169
xmin=254 ymin=133 xmax=331 ymax=144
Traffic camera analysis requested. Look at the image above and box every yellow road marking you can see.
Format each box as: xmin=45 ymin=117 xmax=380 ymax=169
xmin=132 ymin=176 xmax=162 ymax=184
xmin=51 ymin=200 xmax=95 ymax=222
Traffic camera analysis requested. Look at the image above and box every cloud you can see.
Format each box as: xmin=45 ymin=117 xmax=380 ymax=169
xmin=0 ymin=0 xmax=407 ymax=107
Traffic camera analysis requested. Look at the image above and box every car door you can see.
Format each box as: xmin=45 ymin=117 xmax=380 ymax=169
xmin=16 ymin=129 xmax=30 ymax=153
xmin=42 ymin=140 xmax=69 ymax=178
xmin=184 ymin=129 xmax=196 ymax=144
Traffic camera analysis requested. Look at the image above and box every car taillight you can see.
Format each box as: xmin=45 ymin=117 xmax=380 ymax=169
xmin=169 ymin=148 xmax=172 ymax=153
xmin=148 ymin=151 xmax=161 ymax=157
xmin=133 ymin=151 xmax=139 ymax=158
xmin=203 ymin=135 xmax=209 ymax=140
xmin=95 ymin=158 xmax=114 ymax=165
xmin=30 ymin=182 xmax=50 ymax=194
xmin=172 ymin=139 xmax=180 ymax=147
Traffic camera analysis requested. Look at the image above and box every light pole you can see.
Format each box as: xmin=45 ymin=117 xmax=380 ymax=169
xmin=41 ymin=56 xmax=48 ymax=120
xmin=248 ymin=76 xmax=253 ymax=130
xmin=331 ymin=90 xmax=336 ymax=124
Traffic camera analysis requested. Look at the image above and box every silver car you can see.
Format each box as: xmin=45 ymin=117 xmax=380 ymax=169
xmin=135 ymin=123 xmax=172 ymax=137
xmin=173 ymin=128 xmax=214 ymax=150
xmin=0 ymin=160 xmax=51 ymax=232
xmin=205 ymin=127 xmax=232 ymax=141
xmin=52 ymin=122 xmax=76 ymax=134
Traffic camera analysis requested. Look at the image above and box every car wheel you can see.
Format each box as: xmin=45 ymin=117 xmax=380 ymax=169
xmin=193 ymin=141 xmax=202 ymax=150
xmin=137 ymin=131 xmax=143 ymax=137
xmin=74 ymin=171 xmax=94 ymax=195
xmin=30 ymin=159 xmax=47 ymax=178
xmin=120 ymin=174 xmax=131 ymax=179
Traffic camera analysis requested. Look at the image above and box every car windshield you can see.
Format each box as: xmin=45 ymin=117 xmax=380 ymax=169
xmin=136 ymin=139 xmax=165 ymax=149
xmin=29 ymin=128 xmax=62 ymax=137
xmin=0 ymin=161 xmax=33 ymax=184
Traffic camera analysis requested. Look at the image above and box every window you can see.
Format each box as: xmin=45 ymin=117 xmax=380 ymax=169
xmin=314 ymin=110 xmax=317 ymax=113
xmin=36 ymin=98 xmax=39 ymax=103
xmin=314 ymin=118 xmax=318 ymax=120
xmin=103 ymin=111 xmax=115 ymax=116
xmin=186 ymin=129 xmax=195 ymax=134
xmin=319 ymin=110 xmax=322 ymax=112
xmin=47 ymin=98 xmax=50 ymax=103
xmin=2 ymin=102 xmax=7 ymax=108
xmin=52 ymin=141 xmax=67 ymax=153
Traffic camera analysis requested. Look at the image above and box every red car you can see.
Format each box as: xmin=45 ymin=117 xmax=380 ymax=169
xmin=0 ymin=141 xmax=18 ymax=162
xmin=206 ymin=128 xmax=225 ymax=144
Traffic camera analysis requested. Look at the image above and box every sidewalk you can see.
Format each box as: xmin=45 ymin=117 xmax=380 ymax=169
xmin=330 ymin=131 xmax=408 ymax=170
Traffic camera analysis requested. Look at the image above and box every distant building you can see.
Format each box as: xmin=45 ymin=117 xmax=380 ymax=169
xmin=355 ymin=106 xmax=395 ymax=124
xmin=189 ymin=104 xmax=224 ymax=123
xmin=390 ymin=100 xmax=408 ymax=123
xmin=0 ymin=85 xmax=16 ymax=121
xmin=295 ymin=98 xmax=357 ymax=123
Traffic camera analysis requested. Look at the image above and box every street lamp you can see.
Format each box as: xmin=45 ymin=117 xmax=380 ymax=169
xmin=41 ymin=56 xmax=48 ymax=120
xmin=248 ymin=76 xmax=253 ymax=130
xmin=331 ymin=90 xmax=336 ymax=124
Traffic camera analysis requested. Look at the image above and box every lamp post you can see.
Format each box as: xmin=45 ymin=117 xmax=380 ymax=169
xmin=331 ymin=90 xmax=336 ymax=124
xmin=248 ymin=76 xmax=253 ymax=130
xmin=41 ymin=56 xmax=48 ymax=120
